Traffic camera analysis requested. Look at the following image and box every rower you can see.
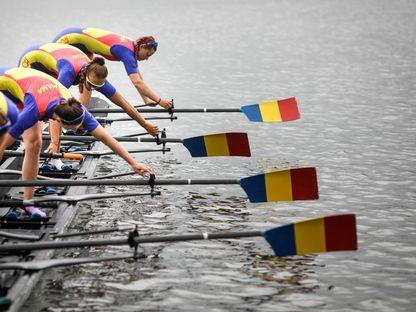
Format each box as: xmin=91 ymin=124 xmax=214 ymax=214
xmin=0 ymin=67 xmax=154 ymax=218
xmin=18 ymin=43 xmax=159 ymax=168
xmin=53 ymin=27 xmax=173 ymax=109
xmin=0 ymin=92 xmax=19 ymax=143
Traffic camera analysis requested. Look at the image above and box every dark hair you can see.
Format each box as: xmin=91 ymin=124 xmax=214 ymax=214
xmin=54 ymin=98 xmax=84 ymax=125
xmin=78 ymin=56 xmax=108 ymax=93
xmin=134 ymin=36 xmax=158 ymax=59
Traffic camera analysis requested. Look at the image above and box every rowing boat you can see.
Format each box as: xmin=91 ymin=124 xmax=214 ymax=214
xmin=0 ymin=95 xmax=359 ymax=311
xmin=0 ymin=97 xmax=108 ymax=312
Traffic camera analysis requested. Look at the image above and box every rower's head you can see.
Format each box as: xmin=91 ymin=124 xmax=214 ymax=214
xmin=54 ymin=98 xmax=85 ymax=130
xmin=0 ymin=112 xmax=10 ymax=139
xmin=135 ymin=36 xmax=158 ymax=61
xmin=80 ymin=56 xmax=108 ymax=92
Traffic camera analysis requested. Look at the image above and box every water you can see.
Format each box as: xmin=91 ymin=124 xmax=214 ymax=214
xmin=1 ymin=0 xmax=415 ymax=311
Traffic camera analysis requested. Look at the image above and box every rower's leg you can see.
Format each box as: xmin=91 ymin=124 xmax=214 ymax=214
xmin=22 ymin=121 xmax=43 ymax=200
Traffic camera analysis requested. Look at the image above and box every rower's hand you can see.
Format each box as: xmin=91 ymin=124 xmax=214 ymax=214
xmin=46 ymin=142 xmax=59 ymax=154
xmin=133 ymin=163 xmax=154 ymax=176
xmin=159 ymin=98 xmax=173 ymax=109
xmin=144 ymin=122 xmax=159 ymax=137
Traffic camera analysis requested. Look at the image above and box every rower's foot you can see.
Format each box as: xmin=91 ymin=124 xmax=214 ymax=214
xmin=35 ymin=186 xmax=58 ymax=196
xmin=49 ymin=158 xmax=64 ymax=170
xmin=5 ymin=210 xmax=21 ymax=219
xmin=41 ymin=159 xmax=73 ymax=171
xmin=24 ymin=206 xmax=47 ymax=219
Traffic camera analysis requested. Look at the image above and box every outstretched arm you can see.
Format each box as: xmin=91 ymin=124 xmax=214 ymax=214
xmin=109 ymin=91 xmax=159 ymax=136
xmin=90 ymin=124 xmax=154 ymax=175
xmin=129 ymin=73 xmax=172 ymax=109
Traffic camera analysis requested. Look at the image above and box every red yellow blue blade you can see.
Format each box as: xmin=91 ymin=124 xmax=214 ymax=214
xmin=182 ymin=132 xmax=251 ymax=157
xmin=263 ymin=214 xmax=357 ymax=257
xmin=239 ymin=167 xmax=318 ymax=203
xmin=241 ymin=97 xmax=300 ymax=122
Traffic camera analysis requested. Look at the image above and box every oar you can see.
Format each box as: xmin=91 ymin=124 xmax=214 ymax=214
xmin=0 ymin=214 xmax=357 ymax=266
xmin=89 ymin=97 xmax=300 ymax=123
xmin=0 ymin=190 xmax=160 ymax=207
xmin=91 ymin=171 xmax=136 ymax=180
xmin=96 ymin=116 xmax=178 ymax=124
xmin=4 ymin=150 xmax=83 ymax=160
xmin=0 ymin=168 xmax=319 ymax=203
xmin=52 ymin=226 xmax=134 ymax=238
xmin=43 ymin=132 xmax=251 ymax=157
xmin=72 ymin=148 xmax=171 ymax=158
xmin=0 ymin=254 xmax=137 ymax=271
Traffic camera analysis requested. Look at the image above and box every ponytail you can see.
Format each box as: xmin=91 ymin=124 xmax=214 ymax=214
xmin=79 ymin=56 xmax=108 ymax=93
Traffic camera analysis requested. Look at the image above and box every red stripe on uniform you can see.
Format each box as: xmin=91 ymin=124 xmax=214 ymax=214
xmin=278 ymin=97 xmax=300 ymax=121
xmin=225 ymin=133 xmax=251 ymax=157
xmin=290 ymin=167 xmax=319 ymax=200
xmin=324 ymin=215 xmax=357 ymax=252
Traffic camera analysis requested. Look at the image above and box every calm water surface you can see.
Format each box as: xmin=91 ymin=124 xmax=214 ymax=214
xmin=0 ymin=0 xmax=415 ymax=311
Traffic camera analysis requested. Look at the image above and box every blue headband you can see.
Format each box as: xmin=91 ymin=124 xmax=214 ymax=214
xmin=60 ymin=109 xmax=85 ymax=126
xmin=146 ymin=41 xmax=158 ymax=49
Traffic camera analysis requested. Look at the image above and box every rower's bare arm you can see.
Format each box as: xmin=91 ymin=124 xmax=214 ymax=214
xmin=47 ymin=119 xmax=62 ymax=153
xmin=79 ymin=88 xmax=92 ymax=108
xmin=128 ymin=73 xmax=172 ymax=109
xmin=109 ymin=92 xmax=159 ymax=136
xmin=90 ymin=125 xmax=154 ymax=175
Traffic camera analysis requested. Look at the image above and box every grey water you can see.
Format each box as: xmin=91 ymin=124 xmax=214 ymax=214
xmin=1 ymin=0 xmax=415 ymax=311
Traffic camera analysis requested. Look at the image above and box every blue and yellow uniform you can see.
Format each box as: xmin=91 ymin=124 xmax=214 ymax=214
xmin=18 ymin=43 xmax=116 ymax=98
xmin=53 ymin=28 xmax=138 ymax=75
xmin=0 ymin=67 xmax=99 ymax=139
xmin=0 ymin=92 xmax=19 ymax=127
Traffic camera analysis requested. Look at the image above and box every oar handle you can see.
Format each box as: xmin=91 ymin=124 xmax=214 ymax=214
xmin=63 ymin=153 xmax=84 ymax=160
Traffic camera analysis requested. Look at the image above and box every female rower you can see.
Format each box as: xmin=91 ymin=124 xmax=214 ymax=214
xmin=53 ymin=27 xmax=172 ymax=108
xmin=19 ymin=43 xmax=158 ymax=135
xmin=19 ymin=43 xmax=158 ymax=168
xmin=0 ymin=67 xmax=153 ymax=218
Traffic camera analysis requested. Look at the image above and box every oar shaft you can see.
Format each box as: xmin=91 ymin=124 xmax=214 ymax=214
xmin=41 ymin=135 xmax=139 ymax=143
xmin=42 ymin=135 xmax=183 ymax=143
xmin=89 ymin=108 xmax=243 ymax=114
xmin=4 ymin=150 xmax=82 ymax=160
xmin=140 ymin=138 xmax=183 ymax=143
xmin=0 ymin=178 xmax=240 ymax=187
xmin=74 ymin=148 xmax=171 ymax=157
xmin=0 ymin=238 xmax=129 ymax=252
xmin=0 ymin=231 xmax=262 ymax=252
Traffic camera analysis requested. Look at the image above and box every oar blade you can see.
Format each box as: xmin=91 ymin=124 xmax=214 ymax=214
xmin=240 ymin=167 xmax=318 ymax=203
xmin=264 ymin=214 xmax=357 ymax=257
xmin=241 ymin=97 xmax=300 ymax=122
xmin=182 ymin=132 xmax=251 ymax=157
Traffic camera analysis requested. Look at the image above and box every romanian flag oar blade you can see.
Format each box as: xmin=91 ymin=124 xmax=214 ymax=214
xmin=241 ymin=97 xmax=300 ymax=122
xmin=240 ymin=167 xmax=318 ymax=202
xmin=182 ymin=132 xmax=251 ymax=157
xmin=264 ymin=214 xmax=357 ymax=256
